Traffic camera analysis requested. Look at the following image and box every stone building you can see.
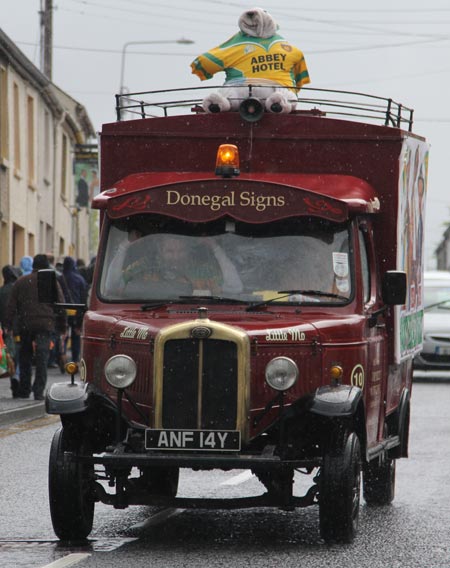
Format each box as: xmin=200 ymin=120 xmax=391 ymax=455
xmin=0 ymin=28 xmax=95 ymax=267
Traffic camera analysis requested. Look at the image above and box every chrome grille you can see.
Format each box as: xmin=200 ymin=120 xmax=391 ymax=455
xmin=161 ymin=338 xmax=238 ymax=430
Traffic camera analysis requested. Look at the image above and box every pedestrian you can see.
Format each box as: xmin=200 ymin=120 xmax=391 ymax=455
xmin=62 ymin=256 xmax=87 ymax=363
xmin=46 ymin=253 xmax=66 ymax=371
xmin=4 ymin=254 xmax=67 ymax=400
xmin=85 ymin=255 xmax=96 ymax=287
xmin=19 ymin=255 xmax=33 ymax=276
xmin=0 ymin=265 xmax=22 ymax=396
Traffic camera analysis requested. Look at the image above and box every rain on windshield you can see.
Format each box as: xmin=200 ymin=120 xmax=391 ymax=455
xmin=99 ymin=214 xmax=352 ymax=305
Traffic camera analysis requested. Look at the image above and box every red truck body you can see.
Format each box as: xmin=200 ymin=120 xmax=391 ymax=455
xmin=44 ymin=87 xmax=428 ymax=543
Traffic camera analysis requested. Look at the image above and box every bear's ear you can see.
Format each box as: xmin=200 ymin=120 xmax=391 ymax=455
xmin=259 ymin=9 xmax=277 ymax=38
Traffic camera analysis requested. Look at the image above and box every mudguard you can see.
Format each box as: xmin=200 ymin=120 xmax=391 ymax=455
xmin=309 ymin=384 xmax=363 ymax=417
xmin=45 ymin=381 xmax=91 ymax=415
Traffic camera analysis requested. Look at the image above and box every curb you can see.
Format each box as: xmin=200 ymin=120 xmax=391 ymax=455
xmin=0 ymin=401 xmax=47 ymax=427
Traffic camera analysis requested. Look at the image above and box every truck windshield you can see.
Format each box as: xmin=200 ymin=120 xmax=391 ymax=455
xmin=99 ymin=214 xmax=352 ymax=305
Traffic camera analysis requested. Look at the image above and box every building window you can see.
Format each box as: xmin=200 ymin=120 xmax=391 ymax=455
xmin=12 ymin=223 xmax=25 ymax=265
xmin=0 ymin=66 xmax=8 ymax=162
xmin=13 ymin=82 xmax=21 ymax=174
xmin=39 ymin=221 xmax=45 ymax=252
xmin=44 ymin=110 xmax=51 ymax=182
xmin=28 ymin=232 xmax=35 ymax=257
xmin=46 ymin=223 xmax=53 ymax=253
xmin=59 ymin=236 xmax=65 ymax=258
xmin=61 ymin=133 xmax=67 ymax=199
xmin=27 ymin=95 xmax=36 ymax=186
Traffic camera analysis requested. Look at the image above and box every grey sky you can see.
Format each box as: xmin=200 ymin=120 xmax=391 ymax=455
xmin=2 ymin=0 xmax=449 ymax=267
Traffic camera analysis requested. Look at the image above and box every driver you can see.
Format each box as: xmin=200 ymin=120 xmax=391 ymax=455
xmin=106 ymin=233 xmax=243 ymax=297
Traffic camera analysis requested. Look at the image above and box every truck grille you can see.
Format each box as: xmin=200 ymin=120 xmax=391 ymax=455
xmin=162 ymin=339 xmax=238 ymax=429
xmin=153 ymin=319 xmax=250 ymax=440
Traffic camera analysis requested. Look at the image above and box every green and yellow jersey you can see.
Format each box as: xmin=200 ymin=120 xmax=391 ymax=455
xmin=191 ymin=32 xmax=310 ymax=91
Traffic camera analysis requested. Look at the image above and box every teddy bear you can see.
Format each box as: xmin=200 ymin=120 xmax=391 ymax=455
xmin=190 ymin=7 xmax=310 ymax=115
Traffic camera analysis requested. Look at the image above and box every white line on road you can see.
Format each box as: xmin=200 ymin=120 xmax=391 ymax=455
xmin=130 ymin=471 xmax=254 ymax=531
xmin=220 ymin=470 xmax=254 ymax=485
xmin=41 ymin=553 xmax=91 ymax=568
xmin=130 ymin=507 xmax=185 ymax=530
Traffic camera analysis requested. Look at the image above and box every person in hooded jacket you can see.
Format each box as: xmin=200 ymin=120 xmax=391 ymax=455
xmin=62 ymin=256 xmax=87 ymax=363
xmin=19 ymin=256 xmax=33 ymax=276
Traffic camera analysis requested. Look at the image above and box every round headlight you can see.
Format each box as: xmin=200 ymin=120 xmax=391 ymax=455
xmin=104 ymin=355 xmax=137 ymax=389
xmin=265 ymin=357 xmax=299 ymax=391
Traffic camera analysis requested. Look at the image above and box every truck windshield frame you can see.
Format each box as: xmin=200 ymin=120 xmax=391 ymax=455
xmin=98 ymin=213 xmax=354 ymax=306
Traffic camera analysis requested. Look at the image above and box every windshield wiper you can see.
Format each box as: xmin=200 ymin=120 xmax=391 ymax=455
xmin=141 ymin=296 xmax=248 ymax=310
xmin=141 ymin=301 xmax=175 ymax=311
xmin=246 ymin=289 xmax=348 ymax=312
xmin=279 ymin=289 xmax=349 ymax=300
xmin=178 ymin=295 xmax=249 ymax=305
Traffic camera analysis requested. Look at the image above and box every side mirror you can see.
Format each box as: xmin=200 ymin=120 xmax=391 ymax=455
xmin=382 ymin=271 xmax=407 ymax=305
xmin=37 ymin=269 xmax=58 ymax=304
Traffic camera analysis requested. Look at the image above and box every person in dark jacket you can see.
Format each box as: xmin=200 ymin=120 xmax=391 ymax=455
xmin=5 ymin=254 xmax=67 ymax=400
xmin=0 ymin=265 xmax=22 ymax=396
xmin=0 ymin=265 xmax=21 ymax=327
xmin=62 ymin=256 xmax=87 ymax=363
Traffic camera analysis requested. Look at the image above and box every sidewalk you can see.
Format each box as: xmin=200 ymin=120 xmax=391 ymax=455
xmin=0 ymin=366 xmax=69 ymax=426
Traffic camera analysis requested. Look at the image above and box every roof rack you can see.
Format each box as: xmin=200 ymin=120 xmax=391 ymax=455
xmin=114 ymin=85 xmax=414 ymax=131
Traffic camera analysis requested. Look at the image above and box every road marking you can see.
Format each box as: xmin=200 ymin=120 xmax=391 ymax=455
xmin=91 ymin=537 xmax=137 ymax=551
xmin=0 ymin=537 xmax=135 ymax=552
xmin=220 ymin=470 xmax=254 ymax=485
xmin=41 ymin=553 xmax=91 ymax=567
xmin=130 ymin=507 xmax=185 ymax=531
xmin=131 ymin=471 xmax=254 ymax=529
xmin=0 ymin=414 xmax=59 ymax=438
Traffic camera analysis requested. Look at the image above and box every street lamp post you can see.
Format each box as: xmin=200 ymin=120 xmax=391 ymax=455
xmin=119 ymin=38 xmax=194 ymax=94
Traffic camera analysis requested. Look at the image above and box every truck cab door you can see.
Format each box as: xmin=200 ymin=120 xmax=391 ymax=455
xmin=358 ymin=224 xmax=388 ymax=447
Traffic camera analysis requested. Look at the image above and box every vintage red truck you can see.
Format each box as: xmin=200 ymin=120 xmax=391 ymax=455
xmin=40 ymin=86 xmax=428 ymax=543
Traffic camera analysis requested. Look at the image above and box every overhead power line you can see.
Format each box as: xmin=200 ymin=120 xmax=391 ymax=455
xmin=15 ymin=41 xmax=198 ymax=56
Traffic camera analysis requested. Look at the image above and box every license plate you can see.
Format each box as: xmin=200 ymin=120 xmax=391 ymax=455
xmin=436 ymin=346 xmax=450 ymax=355
xmin=145 ymin=429 xmax=241 ymax=451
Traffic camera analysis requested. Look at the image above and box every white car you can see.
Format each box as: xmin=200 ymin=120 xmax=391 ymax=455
xmin=414 ymin=270 xmax=450 ymax=379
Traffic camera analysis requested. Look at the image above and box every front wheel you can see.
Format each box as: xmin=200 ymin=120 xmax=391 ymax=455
xmin=49 ymin=426 xmax=95 ymax=540
xmin=319 ymin=429 xmax=361 ymax=544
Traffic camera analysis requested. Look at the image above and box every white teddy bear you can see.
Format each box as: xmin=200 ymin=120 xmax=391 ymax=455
xmin=190 ymin=7 xmax=310 ymax=116
xmin=204 ymin=79 xmax=298 ymax=115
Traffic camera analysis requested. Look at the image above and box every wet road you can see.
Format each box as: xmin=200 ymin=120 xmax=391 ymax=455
xmin=1 ymin=381 xmax=450 ymax=568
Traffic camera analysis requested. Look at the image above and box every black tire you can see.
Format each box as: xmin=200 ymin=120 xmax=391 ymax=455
xmin=49 ymin=426 xmax=95 ymax=540
xmin=363 ymin=455 xmax=396 ymax=506
xmin=319 ymin=429 xmax=361 ymax=544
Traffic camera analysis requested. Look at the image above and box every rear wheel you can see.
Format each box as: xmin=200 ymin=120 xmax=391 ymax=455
xmin=49 ymin=426 xmax=95 ymax=540
xmin=319 ymin=429 xmax=361 ymax=544
xmin=363 ymin=455 xmax=396 ymax=506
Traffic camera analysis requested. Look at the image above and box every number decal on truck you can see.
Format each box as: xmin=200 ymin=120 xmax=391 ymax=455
xmin=350 ymin=364 xmax=365 ymax=389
